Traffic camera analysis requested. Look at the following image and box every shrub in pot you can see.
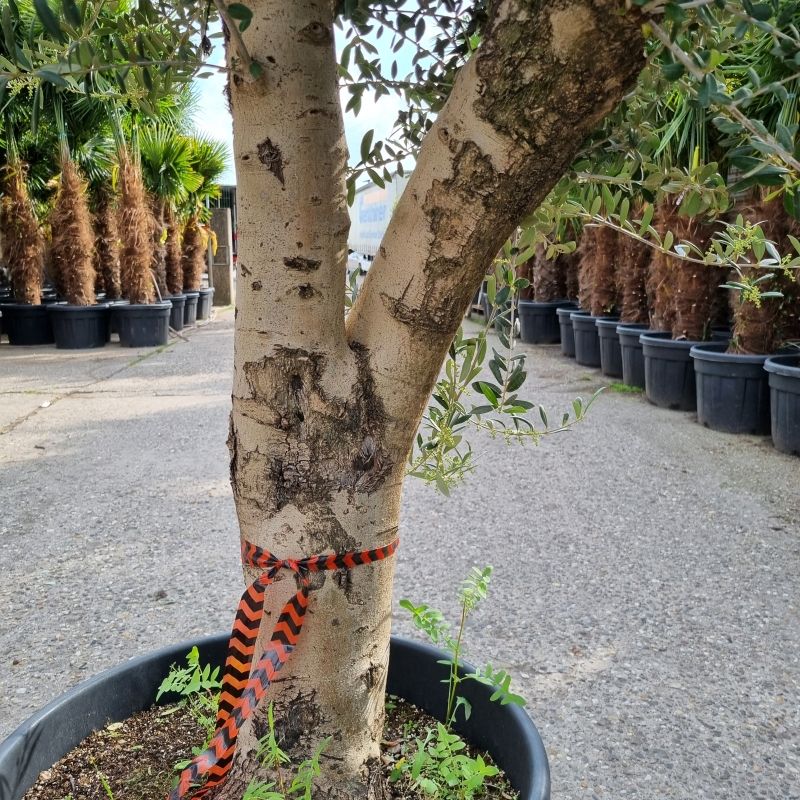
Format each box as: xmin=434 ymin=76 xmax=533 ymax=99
xmin=0 ymin=151 xmax=51 ymax=345
xmin=47 ymin=141 xmax=109 ymax=349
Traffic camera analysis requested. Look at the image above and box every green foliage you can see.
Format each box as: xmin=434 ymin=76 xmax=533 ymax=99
xmin=157 ymin=646 xmax=221 ymax=744
xmin=388 ymin=722 xmax=499 ymax=800
xmin=156 ymin=646 xmax=222 ymax=701
xmin=409 ymin=246 xmax=602 ymax=494
xmin=401 ymin=564 xmax=526 ymax=731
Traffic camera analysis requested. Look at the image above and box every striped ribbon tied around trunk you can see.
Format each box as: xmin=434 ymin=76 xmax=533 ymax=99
xmin=169 ymin=537 xmax=399 ymax=800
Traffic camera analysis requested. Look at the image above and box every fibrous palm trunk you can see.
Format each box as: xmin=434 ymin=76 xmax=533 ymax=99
xmin=150 ymin=197 xmax=168 ymax=299
xmin=118 ymin=152 xmax=155 ymax=305
xmin=590 ymin=224 xmax=618 ymax=316
xmin=50 ymin=159 xmax=96 ymax=306
xmin=165 ymin=207 xmax=183 ymax=296
xmin=94 ymin=190 xmax=122 ymax=300
xmin=0 ymin=162 xmax=44 ymax=304
xmin=181 ymin=215 xmax=205 ymax=292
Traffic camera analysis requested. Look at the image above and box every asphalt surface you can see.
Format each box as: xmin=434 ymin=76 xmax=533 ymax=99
xmin=1 ymin=310 xmax=798 ymax=800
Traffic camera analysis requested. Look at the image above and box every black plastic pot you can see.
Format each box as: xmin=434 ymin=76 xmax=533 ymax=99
xmin=571 ymin=312 xmax=607 ymax=368
xmin=196 ymin=287 xmax=215 ymax=320
xmin=0 ymin=303 xmax=54 ymax=346
xmin=764 ymin=355 xmax=800 ymax=455
xmin=616 ymin=324 xmax=652 ymax=389
xmin=557 ymin=307 xmax=583 ymax=357
xmin=106 ymin=299 xmax=128 ymax=338
xmin=595 ymin=317 xmax=622 ymax=378
xmin=113 ymin=302 xmax=172 ymax=347
xmin=168 ymin=293 xmax=187 ymax=331
xmin=641 ymin=332 xmax=707 ymax=411
xmin=47 ymin=304 xmax=109 ymax=350
xmin=518 ymin=300 xmax=574 ymax=344
xmin=183 ymin=291 xmax=200 ymax=326
xmin=690 ymin=343 xmax=772 ymax=435
xmin=0 ymin=634 xmax=549 ymax=800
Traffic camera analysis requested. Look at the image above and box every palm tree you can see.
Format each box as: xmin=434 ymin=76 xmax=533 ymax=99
xmin=181 ymin=136 xmax=228 ymax=293
xmin=139 ymin=124 xmax=202 ymax=297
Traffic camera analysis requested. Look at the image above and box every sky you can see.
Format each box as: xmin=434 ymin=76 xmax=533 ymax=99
xmin=192 ymin=25 xmax=413 ymax=187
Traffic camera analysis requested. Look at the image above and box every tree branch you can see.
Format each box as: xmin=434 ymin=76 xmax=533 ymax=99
xmin=346 ymin=0 xmax=646 ymax=449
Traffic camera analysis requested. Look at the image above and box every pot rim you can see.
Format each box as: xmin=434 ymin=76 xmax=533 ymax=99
xmin=518 ymin=299 xmax=575 ymax=309
xmin=640 ymin=332 xmax=708 ymax=350
xmin=594 ymin=316 xmax=622 ymax=330
xmin=0 ymin=634 xmax=550 ymax=800
xmin=46 ymin=303 xmax=110 ymax=313
xmin=112 ymin=301 xmax=173 ymax=312
xmin=764 ymin=353 xmax=800 ymax=377
xmin=689 ymin=342 xmax=774 ymax=364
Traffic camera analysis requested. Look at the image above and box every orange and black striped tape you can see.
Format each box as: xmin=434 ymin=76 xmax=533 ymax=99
xmin=168 ymin=537 xmax=399 ymax=800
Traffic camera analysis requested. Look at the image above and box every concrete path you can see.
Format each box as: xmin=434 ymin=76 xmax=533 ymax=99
xmin=1 ymin=311 xmax=798 ymax=800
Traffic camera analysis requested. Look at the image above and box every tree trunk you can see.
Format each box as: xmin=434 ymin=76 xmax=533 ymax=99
xmin=150 ymin=197 xmax=168 ymax=298
xmin=222 ymin=1 xmax=644 ymax=798
xmin=165 ymin=206 xmax=183 ymax=296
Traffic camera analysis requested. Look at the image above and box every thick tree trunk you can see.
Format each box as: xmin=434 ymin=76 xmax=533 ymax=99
xmin=224 ymin=1 xmax=644 ymax=798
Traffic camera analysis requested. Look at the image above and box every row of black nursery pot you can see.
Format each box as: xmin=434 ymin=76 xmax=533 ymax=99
xmin=552 ymin=309 xmax=800 ymax=457
xmin=0 ymin=287 xmax=214 ymax=349
xmin=0 ymin=634 xmax=550 ymax=800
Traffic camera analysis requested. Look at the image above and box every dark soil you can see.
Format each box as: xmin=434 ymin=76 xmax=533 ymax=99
xmin=22 ymin=697 xmax=517 ymax=800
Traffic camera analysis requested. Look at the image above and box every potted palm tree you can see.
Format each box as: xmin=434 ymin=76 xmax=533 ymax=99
xmin=46 ymin=104 xmax=109 ymax=349
xmin=113 ymin=129 xmax=172 ymax=347
xmin=616 ymin=205 xmax=655 ymax=388
xmin=0 ymin=132 xmax=51 ymax=345
xmin=140 ymin=124 xmax=202 ymax=331
xmin=573 ymin=223 xmax=619 ymax=368
xmin=518 ymin=237 xmax=576 ymax=344
xmin=181 ymin=136 xmax=227 ymax=324
xmin=691 ymin=196 xmax=799 ymax=435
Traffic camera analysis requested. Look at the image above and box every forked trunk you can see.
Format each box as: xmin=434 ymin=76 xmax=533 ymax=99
xmin=220 ymin=1 xmax=644 ymax=798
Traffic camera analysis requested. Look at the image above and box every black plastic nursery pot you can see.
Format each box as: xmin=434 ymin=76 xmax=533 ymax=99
xmin=518 ymin=300 xmax=575 ymax=344
xmin=0 ymin=634 xmax=550 ymax=800
xmin=595 ymin=317 xmax=622 ymax=378
xmin=616 ymin=323 xmax=652 ymax=389
xmin=0 ymin=303 xmax=54 ymax=346
xmin=113 ymin=301 xmax=172 ymax=348
xmin=47 ymin=304 xmax=110 ymax=350
xmin=571 ymin=312 xmax=606 ymax=368
xmin=690 ymin=343 xmax=772 ymax=435
xmin=196 ymin=287 xmax=215 ymax=320
xmin=168 ymin=293 xmax=187 ymax=331
xmin=764 ymin=355 xmax=800 ymax=455
xmin=183 ymin=291 xmax=200 ymax=326
xmin=557 ymin=306 xmax=582 ymax=357
xmin=641 ymin=332 xmax=708 ymax=411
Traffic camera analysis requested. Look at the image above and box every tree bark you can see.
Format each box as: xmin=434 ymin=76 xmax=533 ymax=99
xmin=224 ymin=1 xmax=644 ymax=797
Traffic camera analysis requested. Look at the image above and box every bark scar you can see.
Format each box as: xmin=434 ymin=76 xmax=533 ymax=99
xmin=257 ymin=138 xmax=285 ymax=185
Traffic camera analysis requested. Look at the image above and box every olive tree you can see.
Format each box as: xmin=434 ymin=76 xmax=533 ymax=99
xmin=4 ymin=0 xmax=647 ymax=796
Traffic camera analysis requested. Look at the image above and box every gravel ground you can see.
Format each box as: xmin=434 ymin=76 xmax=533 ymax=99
xmin=1 ymin=310 xmax=798 ymax=799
